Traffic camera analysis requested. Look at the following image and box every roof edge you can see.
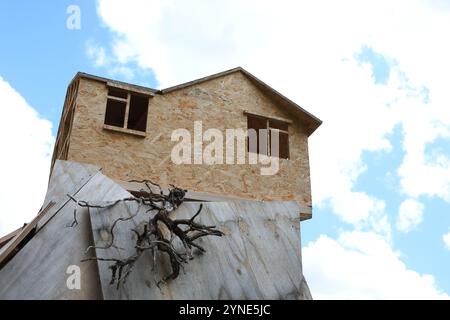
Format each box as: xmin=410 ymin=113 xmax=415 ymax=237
xmin=161 ymin=67 xmax=322 ymax=136
xmin=71 ymin=67 xmax=322 ymax=136
xmin=161 ymin=67 xmax=244 ymax=94
xmin=238 ymin=68 xmax=322 ymax=136
xmin=73 ymin=72 xmax=159 ymax=95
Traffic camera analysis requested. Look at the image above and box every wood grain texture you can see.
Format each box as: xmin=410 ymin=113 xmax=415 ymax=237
xmin=65 ymin=73 xmax=314 ymax=218
xmin=0 ymin=227 xmax=24 ymax=248
xmin=50 ymin=78 xmax=80 ymax=170
xmin=89 ymin=200 xmax=311 ymax=300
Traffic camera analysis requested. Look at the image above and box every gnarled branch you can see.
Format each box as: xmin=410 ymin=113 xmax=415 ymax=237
xmin=73 ymin=183 xmax=223 ymax=288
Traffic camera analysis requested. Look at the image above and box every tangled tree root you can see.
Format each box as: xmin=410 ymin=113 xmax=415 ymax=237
xmin=68 ymin=180 xmax=223 ymax=288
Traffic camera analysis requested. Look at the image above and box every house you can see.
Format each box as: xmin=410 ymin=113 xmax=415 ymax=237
xmin=0 ymin=67 xmax=321 ymax=300
xmin=51 ymin=67 xmax=321 ymax=220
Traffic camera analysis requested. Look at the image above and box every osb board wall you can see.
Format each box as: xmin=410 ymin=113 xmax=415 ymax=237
xmin=66 ymin=72 xmax=312 ymax=213
xmin=51 ymin=78 xmax=79 ymax=170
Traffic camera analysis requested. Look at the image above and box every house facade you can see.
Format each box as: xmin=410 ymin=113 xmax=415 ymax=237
xmin=0 ymin=68 xmax=320 ymax=300
xmin=51 ymin=67 xmax=321 ymax=220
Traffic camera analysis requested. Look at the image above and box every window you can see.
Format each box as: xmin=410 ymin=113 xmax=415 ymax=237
xmin=247 ymin=114 xmax=290 ymax=159
xmin=127 ymin=95 xmax=149 ymax=132
xmin=104 ymin=99 xmax=126 ymax=127
xmin=247 ymin=115 xmax=268 ymax=155
xmin=104 ymin=87 xmax=150 ymax=133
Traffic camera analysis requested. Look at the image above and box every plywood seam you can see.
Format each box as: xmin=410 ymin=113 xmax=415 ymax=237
xmin=36 ymin=171 xmax=103 ymax=233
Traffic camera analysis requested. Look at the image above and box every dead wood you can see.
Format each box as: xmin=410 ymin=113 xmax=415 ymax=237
xmin=69 ymin=182 xmax=224 ymax=288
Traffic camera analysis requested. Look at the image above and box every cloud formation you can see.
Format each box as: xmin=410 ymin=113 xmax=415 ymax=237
xmin=396 ymin=199 xmax=425 ymax=233
xmin=0 ymin=76 xmax=54 ymax=237
xmin=303 ymin=232 xmax=449 ymax=299
xmin=90 ymin=0 xmax=450 ymax=298
xmin=92 ymin=0 xmax=450 ymax=219
xmin=444 ymin=230 xmax=450 ymax=251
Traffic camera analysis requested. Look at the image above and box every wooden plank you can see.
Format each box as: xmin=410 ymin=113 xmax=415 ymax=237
xmin=102 ymin=125 xmax=147 ymax=138
xmin=0 ymin=226 xmax=25 ymax=248
xmin=72 ymin=72 xmax=158 ymax=96
xmin=300 ymin=212 xmax=312 ymax=220
xmin=0 ymin=170 xmax=131 ymax=299
xmin=244 ymin=110 xmax=293 ymax=124
xmin=50 ymin=79 xmax=79 ymax=169
xmin=0 ymin=202 xmax=55 ymax=265
xmin=89 ymin=200 xmax=311 ymax=299
xmin=106 ymin=80 xmax=156 ymax=96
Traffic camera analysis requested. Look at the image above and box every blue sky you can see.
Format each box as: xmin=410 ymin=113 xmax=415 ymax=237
xmin=0 ymin=1 xmax=449 ymax=299
xmin=0 ymin=0 xmax=157 ymax=132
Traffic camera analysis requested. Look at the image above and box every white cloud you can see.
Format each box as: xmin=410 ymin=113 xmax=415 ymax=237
xmin=444 ymin=230 xmax=450 ymax=251
xmin=109 ymin=66 xmax=135 ymax=80
xmin=397 ymin=101 xmax=450 ymax=201
xmin=0 ymin=76 xmax=54 ymax=237
xmin=303 ymin=232 xmax=449 ymax=299
xmin=86 ymin=42 xmax=107 ymax=67
xmin=86 ymin=41 xmax=137 ymax=80
xmin=90 ymin=0 xmax=450 ymax=297
xmin=92 ymin=0 xmax=450 ymax=226
xmin=396 ymin=199 xmax=425 ymax=233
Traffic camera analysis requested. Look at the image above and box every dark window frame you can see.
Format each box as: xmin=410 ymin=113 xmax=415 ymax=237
xmin=104 ymin=87 xmax=150 ymax=133
xmin=247 ymin=114 xmax=290 ymax=159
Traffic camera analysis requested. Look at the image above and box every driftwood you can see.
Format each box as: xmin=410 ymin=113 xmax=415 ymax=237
xmin=68 ymin=180 xmax=224 ymax=288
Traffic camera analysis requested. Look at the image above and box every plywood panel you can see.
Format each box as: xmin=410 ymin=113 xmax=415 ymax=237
xmin=0 ymin=167 xmax=131 ymax=299
xmin=0 ymin=159 xmax=99 ymax=263
xmin=0 ymin=159 xmax=311 ymax=300
xmin=37 ymin=160 xmax=101 ymax=231
xmin=89 ymin=200 xmax=310 ymax=299
xmin=68 ymin=73 xmax=313 ymax=219
xmin=44 ymin=160 xmax=100 ymax=206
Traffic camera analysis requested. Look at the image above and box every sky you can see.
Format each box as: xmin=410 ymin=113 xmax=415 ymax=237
xmin=0 ymin=0 xmax=449 ymax=299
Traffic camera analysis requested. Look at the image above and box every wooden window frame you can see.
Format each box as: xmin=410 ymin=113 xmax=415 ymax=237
xmin=103 ymin=87 xmax=150 ymax=137
xmin=245 ymin=112 xmax=290 ymax=159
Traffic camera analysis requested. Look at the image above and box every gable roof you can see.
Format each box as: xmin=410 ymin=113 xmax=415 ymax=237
xmin=75 ymin=67 xmax=322 ymax=136
xmin=74 ymin=72 xmax=159 ymax=96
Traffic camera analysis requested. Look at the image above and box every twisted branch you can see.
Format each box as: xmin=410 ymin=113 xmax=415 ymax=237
xmin=72 ymin=183 xmax=223 ymax=288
